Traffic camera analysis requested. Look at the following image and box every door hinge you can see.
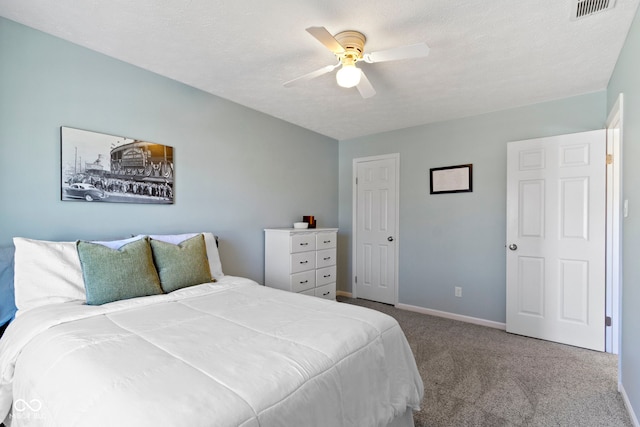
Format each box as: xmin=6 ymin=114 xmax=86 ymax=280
xmin=605 ymin=316 xmax=612 ymax=327
xmin=607 ymin=154 xmax=613 ymax=165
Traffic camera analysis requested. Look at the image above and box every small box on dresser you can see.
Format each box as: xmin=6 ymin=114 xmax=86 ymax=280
xmin=264 ymin=228 xmax=338 ymax=300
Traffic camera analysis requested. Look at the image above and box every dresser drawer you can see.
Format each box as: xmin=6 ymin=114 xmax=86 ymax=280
xmin=291 ymin=270 xmax=315 ymax=292
xmin=291 ymin=252 xmax=316 ymax=274
xmin=291 ymin=234 xmax=316 ymax=253
xmin=264 ymin=228 xmax=338 ymax=296
xmin=316 ymin=265 xmax=336 ymax=286
xmin=315 ymin=283 xmax=336 ymax=300
xmin=316 ymin=232 xmax=337 ymax=250
xmin=299 ymin=288 xmax=316 ymax=297
xmin=316 ymin=248 xmax=336 ymax=269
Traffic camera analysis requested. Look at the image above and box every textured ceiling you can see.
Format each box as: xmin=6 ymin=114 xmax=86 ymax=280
xmin=1 ymin=0 xmax=638 ymax=140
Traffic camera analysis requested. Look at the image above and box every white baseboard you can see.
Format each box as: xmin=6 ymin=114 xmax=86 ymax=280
xmin=336 ymin=293 xmax=505 ymax=329
xmin=395 ymin=303 xmax=506 ymax=330
xmin=620 ymin=382 xmax=640 ymax=427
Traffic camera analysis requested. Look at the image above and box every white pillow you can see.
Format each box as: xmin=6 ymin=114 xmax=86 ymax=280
xmin=13 ymin=237 xmax=86 ymax=314
xmin=12 ymin=232 xmax=225 ymax=314
xmin=144 ymin=232 xmax=224 ymax=280
xmin=91 ymin=235 xmax=143 ymax=250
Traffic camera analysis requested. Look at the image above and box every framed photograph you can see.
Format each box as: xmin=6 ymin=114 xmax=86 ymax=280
xmin=430 ymin=164 xmax=473 ymax=194
xmin=61 ymin=127 xmax=174 ymax=204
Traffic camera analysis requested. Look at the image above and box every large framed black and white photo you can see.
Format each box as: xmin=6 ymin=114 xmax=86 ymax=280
xmin=430 ymin=164 xmax=473 ymax=194
xmin=61 ymin=127 xmax=174 ymax=204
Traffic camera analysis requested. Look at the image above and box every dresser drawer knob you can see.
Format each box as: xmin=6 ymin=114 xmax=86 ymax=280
xmin=323 ymin=240 xmax=331 ymax=244
xmin=300 ymin=280 xmax=308 ymax=284
xmin=323 ymin=257 xmax=331 ymax=261
xmin=300 ymin=261 xmax=308 ymax=264
xmin=323 ymin=274 xmax=331 ymax=278
xmin=300 ymin=243 xmax=308 ymax=246
xmin=322 ymin=291 xmax=331 ymax=296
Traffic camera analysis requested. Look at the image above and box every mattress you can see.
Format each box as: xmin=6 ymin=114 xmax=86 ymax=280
xmin=0 ymin=276 xmax=423 ymax=426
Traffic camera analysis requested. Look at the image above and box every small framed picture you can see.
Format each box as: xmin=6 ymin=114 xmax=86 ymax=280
xmin=430 ymin=164 xmax=473 ymax=194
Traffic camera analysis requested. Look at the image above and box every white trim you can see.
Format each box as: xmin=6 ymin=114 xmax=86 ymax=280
xmin=336 ymin=290 xmax=353 ymax=298
xmin=351 ymin=153 xmax=400 ymax=304
xmin=605 ymin=94 xmax=623 ymax=358
xmin=396 ymin=303 xmax=506 ymax=330
xmin=340 ymin=291 xmax=506 ymax=330
xmin=620 ymin=382 xmax=640 ymax=427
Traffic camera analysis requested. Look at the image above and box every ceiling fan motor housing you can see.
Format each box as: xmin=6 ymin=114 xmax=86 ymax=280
xmin=334 ymin=30 xmax=366 ymax=64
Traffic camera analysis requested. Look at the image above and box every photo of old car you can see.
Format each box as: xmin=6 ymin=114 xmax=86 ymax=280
xmin=63 ymin=183 xmax=108 ymax=201
xmin=61 ymin=127 xmax=174 ymax=204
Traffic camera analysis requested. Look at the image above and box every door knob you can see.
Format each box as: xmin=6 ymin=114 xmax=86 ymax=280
xmin=388 ymin=236 xmax=394 ymax=242
xmin=508 ymin=244 xmax=518 ymax=251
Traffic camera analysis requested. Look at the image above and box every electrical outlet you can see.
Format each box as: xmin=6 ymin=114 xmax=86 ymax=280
xmin=455 ymin=286 xmax=462 ymax=297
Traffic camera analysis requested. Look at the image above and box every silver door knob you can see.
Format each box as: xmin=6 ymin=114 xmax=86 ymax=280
xmin=508 ymin=244 xmax=518 ymax=251
xmin=388 ymin=236 xmax=394 ymax=242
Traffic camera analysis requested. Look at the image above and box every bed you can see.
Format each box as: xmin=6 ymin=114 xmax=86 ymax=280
xmin=0 ymin=233 xmax=423 ymax=426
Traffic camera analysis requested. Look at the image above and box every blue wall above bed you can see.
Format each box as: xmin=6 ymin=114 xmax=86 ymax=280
xmin=0 ymin=247 xmax=16 ymax=325
xmin=0 ymin=17 xmax=339 ymax=286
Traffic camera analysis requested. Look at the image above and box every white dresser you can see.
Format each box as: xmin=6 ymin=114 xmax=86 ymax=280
xmin=264 ymin=228 xmax=338 ymax=300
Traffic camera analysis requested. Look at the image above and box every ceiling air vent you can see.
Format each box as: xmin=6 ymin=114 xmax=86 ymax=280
xmin=571 ymin=0 xmax=616 ymax=20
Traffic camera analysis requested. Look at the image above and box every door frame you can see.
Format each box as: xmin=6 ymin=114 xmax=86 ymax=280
xmin=352 ymin=153 xmax=400 ymax=303
xmin=605 ymin=94 xmax=624 ymax=355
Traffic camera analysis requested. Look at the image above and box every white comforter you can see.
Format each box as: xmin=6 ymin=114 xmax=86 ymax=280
xmin=0 ymin=277 xmax=423 ymax=427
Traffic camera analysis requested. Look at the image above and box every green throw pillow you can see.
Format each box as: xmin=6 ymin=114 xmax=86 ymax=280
xmin=150 ymin=234 xmax=213 ymax=293
xmin=77 ymin=237 xmax=163 ymax=305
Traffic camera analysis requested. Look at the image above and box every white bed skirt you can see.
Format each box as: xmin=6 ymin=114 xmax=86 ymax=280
xmin=2 ymin=408 xmax=415 ymax=427
xmin=387 ymin=408 xmax=415 ymax=427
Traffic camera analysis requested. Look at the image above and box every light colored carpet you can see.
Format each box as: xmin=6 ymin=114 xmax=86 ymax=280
xmin=337 ymin=296 xmax=632 ymax=427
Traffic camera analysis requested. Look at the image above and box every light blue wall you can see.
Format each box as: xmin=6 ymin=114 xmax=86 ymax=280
xmin=608 ymin=5 xmax=640 ymax=423
xmin=338 ymin=91 xmax=607 ymax=323
xmin=0 ymin=17 xmax=339 ymax=283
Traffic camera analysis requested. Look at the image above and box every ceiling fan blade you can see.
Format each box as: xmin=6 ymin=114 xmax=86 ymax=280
xmin=356 ymin=70 xmax=376 ymax=99
xmin=306 ymin=26 xmax=346 ymax=54
xmin=283 ymin=63 xmax=340 ymax=87
xmin=364 ymin=42 xmax=430 ymax=63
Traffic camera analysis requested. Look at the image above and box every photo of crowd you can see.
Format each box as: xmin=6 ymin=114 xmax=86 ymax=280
xmin=61 ymin=127 xmax=174 ymax=204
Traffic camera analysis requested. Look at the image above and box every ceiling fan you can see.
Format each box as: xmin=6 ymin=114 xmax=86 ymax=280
xmin=284 ymin=26 xmax=430 ymax=98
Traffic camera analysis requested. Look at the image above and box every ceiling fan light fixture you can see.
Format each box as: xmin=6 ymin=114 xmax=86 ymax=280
xmin=336 ymin=63 xmax=361 ymax=88
xmin=287 ymin=26 xmax=429 ymax=98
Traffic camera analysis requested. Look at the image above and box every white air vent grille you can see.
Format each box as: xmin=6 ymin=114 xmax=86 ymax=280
xmin=572 ymin=0 xmax=616 ymax=20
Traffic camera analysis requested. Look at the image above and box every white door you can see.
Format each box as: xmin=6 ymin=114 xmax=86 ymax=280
xmin=506 ymin=130 xmax=606 ymax=351
xmin=354 ymin=155 xmax=398 ymax=304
